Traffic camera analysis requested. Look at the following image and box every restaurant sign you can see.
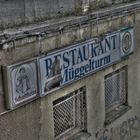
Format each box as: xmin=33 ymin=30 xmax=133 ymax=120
xmin=39 ymin=27 xmax=134 ymax=96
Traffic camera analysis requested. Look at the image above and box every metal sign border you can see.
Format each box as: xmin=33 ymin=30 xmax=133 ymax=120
xmin=2 ymin=58 xmax=39 ymax=109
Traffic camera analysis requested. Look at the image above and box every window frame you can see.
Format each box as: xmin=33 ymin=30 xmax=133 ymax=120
xmin=104 ymin=66 xmax=131 ymax=125
xmin=53 ymin=86 xmax=88 ymax=140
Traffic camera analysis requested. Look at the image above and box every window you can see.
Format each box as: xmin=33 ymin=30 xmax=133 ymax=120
xmin=53 ymin=87 xmax=87 ymax=139
xmin=105 ymin=66 xmax=131 ymax=125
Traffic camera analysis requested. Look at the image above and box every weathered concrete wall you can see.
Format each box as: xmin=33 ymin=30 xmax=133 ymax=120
xmin=0 ymin=1 xmax=139 ymax=140
xmin=0 ymin=0 xmax=77 ymax=28
xmin=0 ymin=0 xmax=137 ymax=28
xmin=0 ymin=99 xmax=41 ymax=140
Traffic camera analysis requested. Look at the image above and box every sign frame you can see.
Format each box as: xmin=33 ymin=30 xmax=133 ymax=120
xmin=3 ymin=58 xmax=39 ymax=109
xmin=39 ymin=27 xmax=134 ymax=96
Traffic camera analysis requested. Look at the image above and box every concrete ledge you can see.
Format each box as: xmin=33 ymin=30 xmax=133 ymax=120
xmin=0 ymin=1 xmax=139 ymax=49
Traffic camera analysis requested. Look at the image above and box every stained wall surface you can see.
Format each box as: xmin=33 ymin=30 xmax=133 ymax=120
xmin=0 ymin=0 xmax=137 ymax=28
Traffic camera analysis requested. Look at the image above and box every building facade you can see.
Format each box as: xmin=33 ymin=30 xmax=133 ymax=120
xmin=0 ymin=0 xmax=140 ymax=140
